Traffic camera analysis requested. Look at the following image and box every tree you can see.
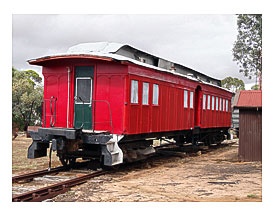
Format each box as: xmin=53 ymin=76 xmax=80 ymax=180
xmin=232 ymin=14 xmax=262 ymax=81
xmin=12 ymin=67 xmax=43 ymax=131
xmin=221 ymin=76 xmax=245 ymax=92
xmin=251 ymin=84 xmax=259 ymax=90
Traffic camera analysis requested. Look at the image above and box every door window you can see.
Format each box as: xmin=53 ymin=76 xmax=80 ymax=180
xmin=75 ymin=78 xmax=92 ymax=104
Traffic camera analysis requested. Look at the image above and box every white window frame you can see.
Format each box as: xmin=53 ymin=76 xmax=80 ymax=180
xmin=75 ymin=77 xmax=93 ymax=105
xmin=152 ymin=84 xmax=159 ymax=105
xmin=184 ymin=90 xmax=188 ymax=108
xmin=142 ymin=82 xmax=149 ymax=105
xmin=207 ymin=95 xmax=211 ymax=110
xmin=131 ymin=80 xmax=139 ymax=104
xmin=203 ymin=94 xmax=206 ymax=110
xmin=190 ymin=92 xmax=194 ymax=109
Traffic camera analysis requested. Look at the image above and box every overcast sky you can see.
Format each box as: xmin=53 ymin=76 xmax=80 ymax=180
xmin=12 ymin=14 xmax=256 ymax=86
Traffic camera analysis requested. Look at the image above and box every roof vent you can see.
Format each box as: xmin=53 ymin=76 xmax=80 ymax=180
xmin=138 ymin=57 xmax=146 ymax=63
xmin=170 ymin=66 xmax=176 ymax=72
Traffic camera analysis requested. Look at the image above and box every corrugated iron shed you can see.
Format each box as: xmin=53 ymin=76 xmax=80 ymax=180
xmin=234 ymin=90 xmax=262 ymax=162
xmin=231 ymin=91 xmax=240 ymax=129
xmin=235 ymin=90 xmax=262 ymax=108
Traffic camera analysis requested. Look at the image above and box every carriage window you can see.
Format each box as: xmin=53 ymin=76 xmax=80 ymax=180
xmin=153 ymin=84 xmax=159 ymax=105
xmin=223 ymin=99 xmax=225 ymax=111
xmin=184 ymin=90 xmax=188 ymax=108
xmin=131 ymin=80 xmax=138 ymax=104
xmin=142 ymin=82 xmax=149 ymax=105
xmin=76 ymin=78 xmax=92 ymax=104
xmin=207 ymin=95 xmax=211 ymax=110
xmin=216 ymin=97 xmax=219 ymax=110
xmin=190 ymin=92 xmax=194 ymax=109
xmin=226 ymin=100 xmax=228 ymax=112
xmin=220 ymin=98 xmax=222 ymax=111
xmin=203 ymin=94 xmax=206 ymax=110
xmin=212 ymin=96 xmax=215 ymax=110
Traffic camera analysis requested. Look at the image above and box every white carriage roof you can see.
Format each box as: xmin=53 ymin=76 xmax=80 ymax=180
xmin=67 ymin=42 xmax=125 ymax=54
xmin=28 ymin=42 xmax=233 ymax=93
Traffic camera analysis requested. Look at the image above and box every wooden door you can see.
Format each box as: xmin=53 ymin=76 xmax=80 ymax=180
xmin=73 ymin=66 xmax=94 ymax=129
xmin=194 ymin=86 xmax=202 ymax=127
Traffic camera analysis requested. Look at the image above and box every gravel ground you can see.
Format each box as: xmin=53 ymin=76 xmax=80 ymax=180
xmin=12 ymin=135 xmax=262 ymax=202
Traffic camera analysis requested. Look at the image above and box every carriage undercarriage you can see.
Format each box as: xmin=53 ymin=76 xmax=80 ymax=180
xmin=27 ymin=126 xmax=229 ymax=169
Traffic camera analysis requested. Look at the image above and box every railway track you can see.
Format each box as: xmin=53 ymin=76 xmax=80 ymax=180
xmin=12 ymin=160 xmax=90 ymax=183
xmin=12 ymin=166 xmax=68 ymax=183
xmin=12 ymin=140 xmax=236 ymax=202
xmin=12 ymin=170 xmax=109 ymax=202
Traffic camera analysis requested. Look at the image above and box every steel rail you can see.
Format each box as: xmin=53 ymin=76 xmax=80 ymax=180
xmin=12 ymin=170 xmax=108 ymax=202
xmin=12 ymin=166 xmax=68 ymax=183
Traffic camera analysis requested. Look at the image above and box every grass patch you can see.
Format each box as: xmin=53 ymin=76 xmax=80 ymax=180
xmin=12 ymin=166 xmax=20 ymax=170
xmin=247 ymin=194 xmax=257 ymax=198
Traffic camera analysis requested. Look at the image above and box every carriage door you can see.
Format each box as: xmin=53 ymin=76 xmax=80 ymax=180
xmin=194 ymin=86 xmax=202 ymax=127
xmin=73 ymin=66 xmax=94 ymax=130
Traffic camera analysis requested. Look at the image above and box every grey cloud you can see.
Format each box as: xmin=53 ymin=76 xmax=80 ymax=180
xmin=12 ymin=14 xmax=253 ymax=84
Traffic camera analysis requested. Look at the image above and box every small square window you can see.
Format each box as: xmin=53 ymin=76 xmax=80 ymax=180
xmin=142 ymin=82 xmax=149 ymax=105
xmin=131 ymin=80 xmax=138 ymax=104
xmin=153 ymin=84 xmax=159 ymax=105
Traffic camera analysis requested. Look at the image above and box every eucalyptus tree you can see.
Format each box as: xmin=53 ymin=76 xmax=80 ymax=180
xmin=12 ymin=67 xmax=43 ymax=131
xmin=232 ymin=14 xmax=262 ymax=83
xmin=222 ymin=76 xmax=245 ymax=92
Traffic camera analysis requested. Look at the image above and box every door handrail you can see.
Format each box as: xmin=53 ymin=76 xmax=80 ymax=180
xmin=50 ymin=96 xmax=57 ymax=127
xmin=43 ymin=96 xmax=57 ymax=128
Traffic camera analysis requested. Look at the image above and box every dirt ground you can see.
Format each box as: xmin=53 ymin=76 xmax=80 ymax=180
xmin=12 ymin=135 xmax=262 ymax=202
xmin=12 ymin=134 xmax=61 ymax=175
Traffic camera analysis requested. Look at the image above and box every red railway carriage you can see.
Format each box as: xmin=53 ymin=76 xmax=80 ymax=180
xmin=27 ymin=42 xmax=232 ymax=167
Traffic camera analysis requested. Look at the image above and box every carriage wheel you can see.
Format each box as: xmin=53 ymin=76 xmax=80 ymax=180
xmin=59 ymin=155 xmax=76 ymax=167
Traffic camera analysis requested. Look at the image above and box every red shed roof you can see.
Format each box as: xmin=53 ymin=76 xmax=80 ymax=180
xmin=235 ymin=90 xmax=262 ymax=108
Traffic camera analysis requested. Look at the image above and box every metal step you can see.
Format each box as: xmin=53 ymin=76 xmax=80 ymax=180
xmin=101 ymin=141 xmax=123 ymax=166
